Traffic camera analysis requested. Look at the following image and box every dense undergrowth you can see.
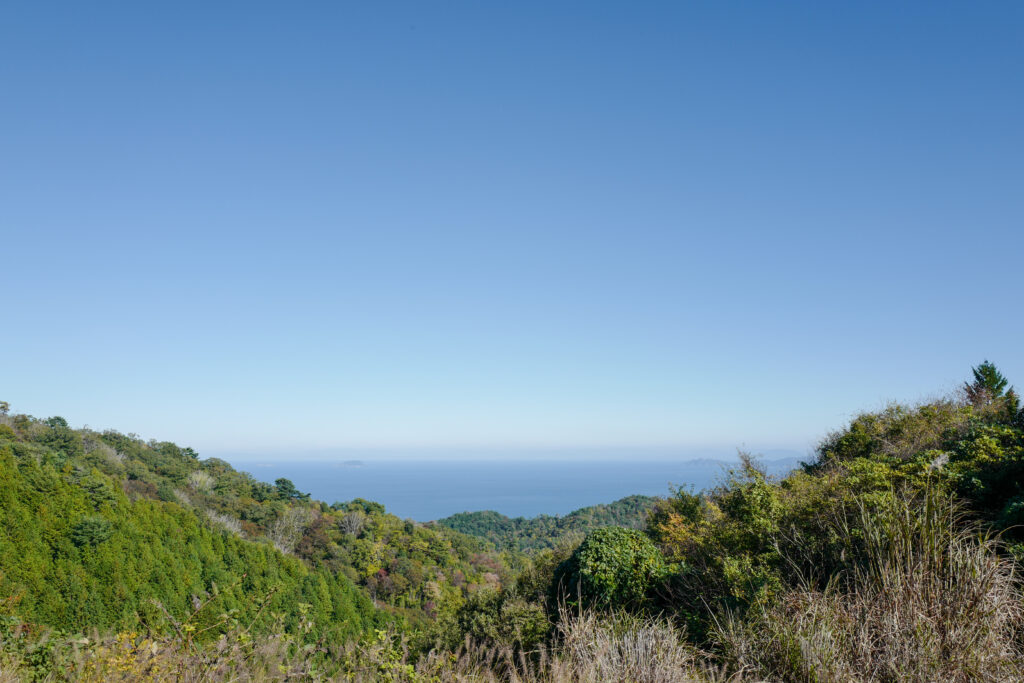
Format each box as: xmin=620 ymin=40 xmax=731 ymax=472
xmin=1 ymin=361 xmax=1023 ymax=680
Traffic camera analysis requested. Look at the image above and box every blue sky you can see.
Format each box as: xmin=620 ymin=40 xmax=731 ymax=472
xmin=1 ymin=2 xmax=1021 ymax=458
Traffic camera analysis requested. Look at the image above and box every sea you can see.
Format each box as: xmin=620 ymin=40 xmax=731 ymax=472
xmin=223 ymin=454 xmax=804 ymax=521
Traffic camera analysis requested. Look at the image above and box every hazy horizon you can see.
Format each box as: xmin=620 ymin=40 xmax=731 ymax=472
xmin=208 ymin=446 xmax=809 ymax=464
xmin=222 ymin=456 xmax=806 ymax=520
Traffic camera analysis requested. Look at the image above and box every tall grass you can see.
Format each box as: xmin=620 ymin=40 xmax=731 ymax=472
xmin=331 ymin=608 xmax=712 ymax=682
xmin=533 ymin=609 xmax=705 ymax=683
xmin=716 ymin=488 xmax=1024 ymax=682
xmin=0 ymin=608 xmax=713 ymax=682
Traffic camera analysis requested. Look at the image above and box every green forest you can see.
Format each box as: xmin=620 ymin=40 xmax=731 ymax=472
xmin=436 ymin=495 xmax=657 ymax=552
xmin=0 ymin=412 xmax=530 ymax=640
xmin=2 ymin=361 xmax=1024 ymax=681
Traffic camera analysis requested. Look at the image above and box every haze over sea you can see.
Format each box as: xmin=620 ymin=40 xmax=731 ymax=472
xmin=218 ymin=452 xmax=803 ymax=521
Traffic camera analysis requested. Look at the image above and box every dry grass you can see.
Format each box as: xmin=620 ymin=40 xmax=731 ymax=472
xmin=206 ymin=510 xmax=243 ymax=535
xmin=41 ymin=630 xmax=315 ymax=682
xmin=549 ymin=609 xmax=704 ymax=682
xmin=0 ymin=610 xmax=717 ymax=682
xmin=188 ymin=470 xmax=215 ymax=493
xmin=716 ymin=489 xmax=1024 ymax=682
xmin=334 ymin=611 xmax=713 ymax=682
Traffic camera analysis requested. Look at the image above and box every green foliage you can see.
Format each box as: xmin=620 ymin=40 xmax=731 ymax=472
xmin=274 ymin=477 xmax=309 ymax=501
xmin=648 ymin=457 xmax=795 ymax=635
xmin=645 ymin=362 xmax=1024 ymax=642
xmin=966 ymin=360 xmax=1011 ymax=403
xmin=438 ymin=589 xmax=549 ymax=651
xmin=437 ymin=495 xmax=658 ymax=552
xmin=552 ymin=526 xmax=666 ymax=610
xmin=0 ymin=405 xmax=520 ymax=650
xmin=37 ymin=421 xmax=84 ymax=460
xmin=0 ymin=416 xmax=388 ymax=643
xmin=318 ymin=500 xmax=507 ymax=627
xmin=70 ymin=516 xmax=113 ymax=547
xmin=78 ymin=469 xmax=119 ymax=510
xmin=156 ymin=482 xmax=176 ymax=502
xmin=812 ymin=400 xmax=974 ymax=467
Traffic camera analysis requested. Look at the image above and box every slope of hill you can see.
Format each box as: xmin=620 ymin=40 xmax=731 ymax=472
xmin=435 ymin=494 xmax=658 ymax=552
xmin=0 ymin=411 xmax=515 ymax=639
xmin=0 ymin=427 xmax=381 ymax=641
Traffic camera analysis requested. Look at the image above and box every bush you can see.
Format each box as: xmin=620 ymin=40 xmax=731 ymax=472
xmin=552 ymin=526 xmax=666 ymax=610
xmin=442 ymin=589 xmax=549 ymax=651
xmin=649 ymin=457 xmax=793 ymax=636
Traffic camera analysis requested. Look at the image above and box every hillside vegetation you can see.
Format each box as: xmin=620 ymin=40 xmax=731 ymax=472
xmin=435 ymin=495 xmax=658 ymax=552
xmin=0 ymin=411 xmax=528 ymax=645
xmin=1 ymin=361 xmax=1023 ymax=681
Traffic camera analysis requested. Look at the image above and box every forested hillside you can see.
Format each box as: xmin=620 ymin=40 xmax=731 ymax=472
xmin=0 ymin=409 xmax=520 ymax=641
xmin=436 ymin=494 xmax=658 ymax=551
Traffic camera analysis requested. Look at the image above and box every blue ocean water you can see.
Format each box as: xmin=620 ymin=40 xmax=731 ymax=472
xmin=233 ymin=457 xmax=801 ymax=521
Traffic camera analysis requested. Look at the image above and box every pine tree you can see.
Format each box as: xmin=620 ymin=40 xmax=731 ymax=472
xmin=965 ymin=360 xmax=1011 ymax=405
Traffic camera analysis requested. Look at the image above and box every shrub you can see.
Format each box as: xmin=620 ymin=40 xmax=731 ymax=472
xmin=814 ymin=400 xmax=974 ymax=467
xmin=552 ymin=526 xmax=666 ymax=610
xmin=156 ymin=483 xmax=176 ymax=502
xmin=441 ymin=589 xmax=549 ymax=651
xmin=650 ymin=457 xmax=791 ymax=635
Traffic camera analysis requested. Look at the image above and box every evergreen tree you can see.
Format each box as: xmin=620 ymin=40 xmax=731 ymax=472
xmin=965 ymin=360 xmax=1011 ymax=405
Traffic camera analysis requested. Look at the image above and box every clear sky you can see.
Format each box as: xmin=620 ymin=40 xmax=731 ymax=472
xmin=1 ymin=2 xmax=1021 ymax=458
